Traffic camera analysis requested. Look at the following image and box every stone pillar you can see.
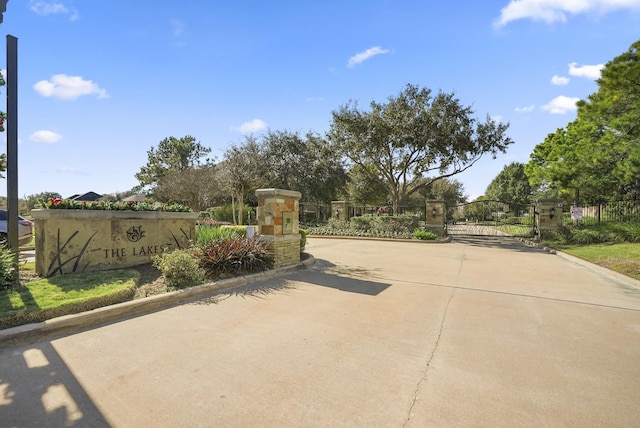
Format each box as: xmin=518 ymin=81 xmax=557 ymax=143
xmin=331 ymin=201 xmax=350 ymax=221
xmin=256 ymin=188 xmax=302 ymax=268
xmin=536 ymin=198 xmax=564 ymax=238
xmin=426 ymin=200 xmax=446 ymax=237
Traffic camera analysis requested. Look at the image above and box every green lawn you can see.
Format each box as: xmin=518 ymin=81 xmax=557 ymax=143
xmin=551 ymin=242 xmax=640 ymax=281
xmin=0 ymin=269 xmax=139 ymax=329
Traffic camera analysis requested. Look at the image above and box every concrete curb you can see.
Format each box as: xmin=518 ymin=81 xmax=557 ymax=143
xmin=0 ymin=255 xmax=316 ymax=349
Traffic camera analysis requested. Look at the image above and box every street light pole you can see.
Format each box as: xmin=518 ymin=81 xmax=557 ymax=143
xmin=0 ymin=1 xmax=8 ymax=24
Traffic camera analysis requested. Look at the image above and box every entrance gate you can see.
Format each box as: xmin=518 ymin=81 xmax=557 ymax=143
xmin=446 ymin=200 xmax=536 ymax=238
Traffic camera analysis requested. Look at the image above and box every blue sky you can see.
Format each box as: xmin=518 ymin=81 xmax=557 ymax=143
xmin=0 ymin=0 xmax=639 ymax=201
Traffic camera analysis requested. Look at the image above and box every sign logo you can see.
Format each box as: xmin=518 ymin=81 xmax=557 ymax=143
xmin=126 ymin=225 xmax=145 ymax=242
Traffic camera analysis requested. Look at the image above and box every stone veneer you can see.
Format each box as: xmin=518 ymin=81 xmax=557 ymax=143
xmin=32 ymin=209 xmax=197 ymax=277
xmin=426 ymin=200 xmax=446 ymax=237
xmin=536 ymin=198 xmax=564 ymax=238
xmin=256 ymin=188 xmax=302 ymax=268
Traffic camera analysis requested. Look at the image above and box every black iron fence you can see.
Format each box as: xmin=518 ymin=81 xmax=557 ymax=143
xmin=565 ymin=199 xmax=640 ymax=226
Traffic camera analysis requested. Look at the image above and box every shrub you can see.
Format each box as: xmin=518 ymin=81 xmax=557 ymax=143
xmin=300 ymin=229 xmax=308 ymax=252
xmin=195 ymin=237 xmax=273 ymax=279
xmin=38 ymin=198 xmax=191 ymax=212
xmin=0 ymin=246 xmax=16 ymax=287
xmin=196 ymin=224 xmax=241 ymax=246
xmin=350 ymin=216 xmax=376 ymax=231
xmin=371 ymin=215 xmax=419 ymax=234
xmin=327 ymin=217 xmax=350 ymax=230
xmin=202 ymin=205 xmax=256 ymax=224
xmin=197 ymin=218 xmax=233 ymax=227
xmin=152 ymin=249 xmax=205 ymax=289
xmin=220 ymin=225 xmax=255 ymax=238
xmin=413 ymin=230 xmax=438 ymax=240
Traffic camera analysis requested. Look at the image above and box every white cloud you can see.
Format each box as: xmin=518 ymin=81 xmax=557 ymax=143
xmin=494 ymin=0 xmax=640 ymax=28
xmin=515 ymin=104 xmax=535 ymax=113
xmin=33 ymin=74 xmax=109 ymax=100
xmin=347 ymin=46 xmax=391 ymax=68
xmin=568 ymin=62 xmax=604 ymax=79
xmin=171 ymin=19 xmax=185 ymax=37
xmin=306 ymin=96 xmax=325 ymax=102
xmin=30 ymin=130 xmax=63 ymax=143
xmin=56 ymin=166 xmax=89 ymax=175
xmin=551 ymin=75 xmax=570 ymax=85
xmin=30 ymin=1 xmax=79 ymax=21
xmin=234 ymin=119 xmax=268 ymax=134
xmin=541 ymin=95 xmax=580 ymax=114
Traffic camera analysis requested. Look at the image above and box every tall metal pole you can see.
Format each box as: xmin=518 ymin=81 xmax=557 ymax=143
xmin=6 ymin=34 xmax=18 ymax=266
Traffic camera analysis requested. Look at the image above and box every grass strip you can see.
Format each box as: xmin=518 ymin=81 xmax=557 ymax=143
xmin=552 ymin=242 xmax=640 ymax=281
xmin=0 ymin=269 xmax=139 ymax=329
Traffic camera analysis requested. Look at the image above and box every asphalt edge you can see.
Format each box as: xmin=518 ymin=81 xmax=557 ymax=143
xmin=0 ymin=254 xmax=317 ymax=349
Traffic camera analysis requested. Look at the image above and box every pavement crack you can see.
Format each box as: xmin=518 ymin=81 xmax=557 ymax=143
xmin=403 ymin=288 xmax=455 ymax=427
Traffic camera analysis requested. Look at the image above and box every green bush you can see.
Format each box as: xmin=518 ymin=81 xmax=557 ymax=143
xmin=413 ymin=230 xmax=438 ymax=240
xmin=327 ymin=217 xmax=350 ymax=230
xmin=350 ymin=216 xmax=376 ymax=231
xmin=371 ymin=215 xmax=419 ymax=234
xmin=152 ymin=249 xmax=205 ymax=289
xmin=0 ymin=246 xmax=17 ymax=287
xmin=300 ymin=229 xmax=308 ymax=252
xmin=195 ymin=237 xmax=273 ymax=279
xmin=202 ymin=205 xmax=256 ymax=224
xmin=196 ymin=225 xmax=241 ymax=246
xmin=220 ymin=225 xmax=255 ymax=238
xmin=542 ymin=224 xmax=639 ymax=245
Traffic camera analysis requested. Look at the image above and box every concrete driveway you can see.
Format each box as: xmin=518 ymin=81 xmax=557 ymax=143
xmin=1 ymin=236 xmax=639 ymax=427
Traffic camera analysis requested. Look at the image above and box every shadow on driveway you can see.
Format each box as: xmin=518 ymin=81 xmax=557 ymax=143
xmin=0 ymin=341 xmax=110 ymax=427
xmin=451 ymin=235 xmax=554 ymax=253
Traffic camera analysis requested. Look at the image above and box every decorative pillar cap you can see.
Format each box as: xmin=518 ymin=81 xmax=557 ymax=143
xmin=255 ymin=188 xmax=301 ymax=199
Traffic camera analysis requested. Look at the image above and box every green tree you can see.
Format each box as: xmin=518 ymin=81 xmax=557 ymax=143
xmin=155 ymin=165 xmax=224 ymax=210
xmin=344 ymin=164 xmax=389 ymax=206
xmin=220 ymin=136 xmax=264 ymax=225
xmin=328 ymin=84 xmax=513 ymax=212
xmin=135 ymin=135 xmax=212 ymax=191
xmin=261 ymin=130 xmax=347 ymax=203
xmin=25 ymin=192 xmax=62 ymax=210
xmin=417 ymin=177 xmax=467 ymax=207
xmin=526 ymin=39 xmax=640 ymax=204
xmin=485 ymin=162 xmax=532 ymax=208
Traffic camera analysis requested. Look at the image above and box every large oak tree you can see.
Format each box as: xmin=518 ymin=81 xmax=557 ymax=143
xmin=327 ymin=84 xmax=513 ymax=212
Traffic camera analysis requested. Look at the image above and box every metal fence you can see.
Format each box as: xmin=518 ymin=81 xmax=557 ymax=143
xmin=565 ymin=200 xmax=640 ymax=225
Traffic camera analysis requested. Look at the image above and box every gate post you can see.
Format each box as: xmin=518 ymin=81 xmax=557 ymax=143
xmin=256 ymin=188 xmax=302 ymax=268
xmin=425 ymin=200 xmax=445 ymax=237
xmin=536 ymin=198 xmax=564 ymax=239
xmin=331 ymin=201 xmax=351 ymax=221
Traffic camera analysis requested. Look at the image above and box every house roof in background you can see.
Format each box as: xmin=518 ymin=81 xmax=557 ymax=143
xmin=70 ymin=192 xmax=103 ymax=202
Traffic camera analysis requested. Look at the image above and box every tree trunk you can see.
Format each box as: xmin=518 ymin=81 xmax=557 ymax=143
xmin=231 ymin=193 xmax=237 ymax=225
xmin=238 ymin=190 xmax=245 ymax=225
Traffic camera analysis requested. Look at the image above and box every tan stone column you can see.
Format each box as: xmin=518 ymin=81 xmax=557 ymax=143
xmin=536 ymin=198 xmax=564 ymax=239
xmin=330 ymin=201 xmax=350 ymax=221
xmin=426 ymin=200 xmax=446 ymax=237
xmin=256 ymin=188 xmax=302 ymax=268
